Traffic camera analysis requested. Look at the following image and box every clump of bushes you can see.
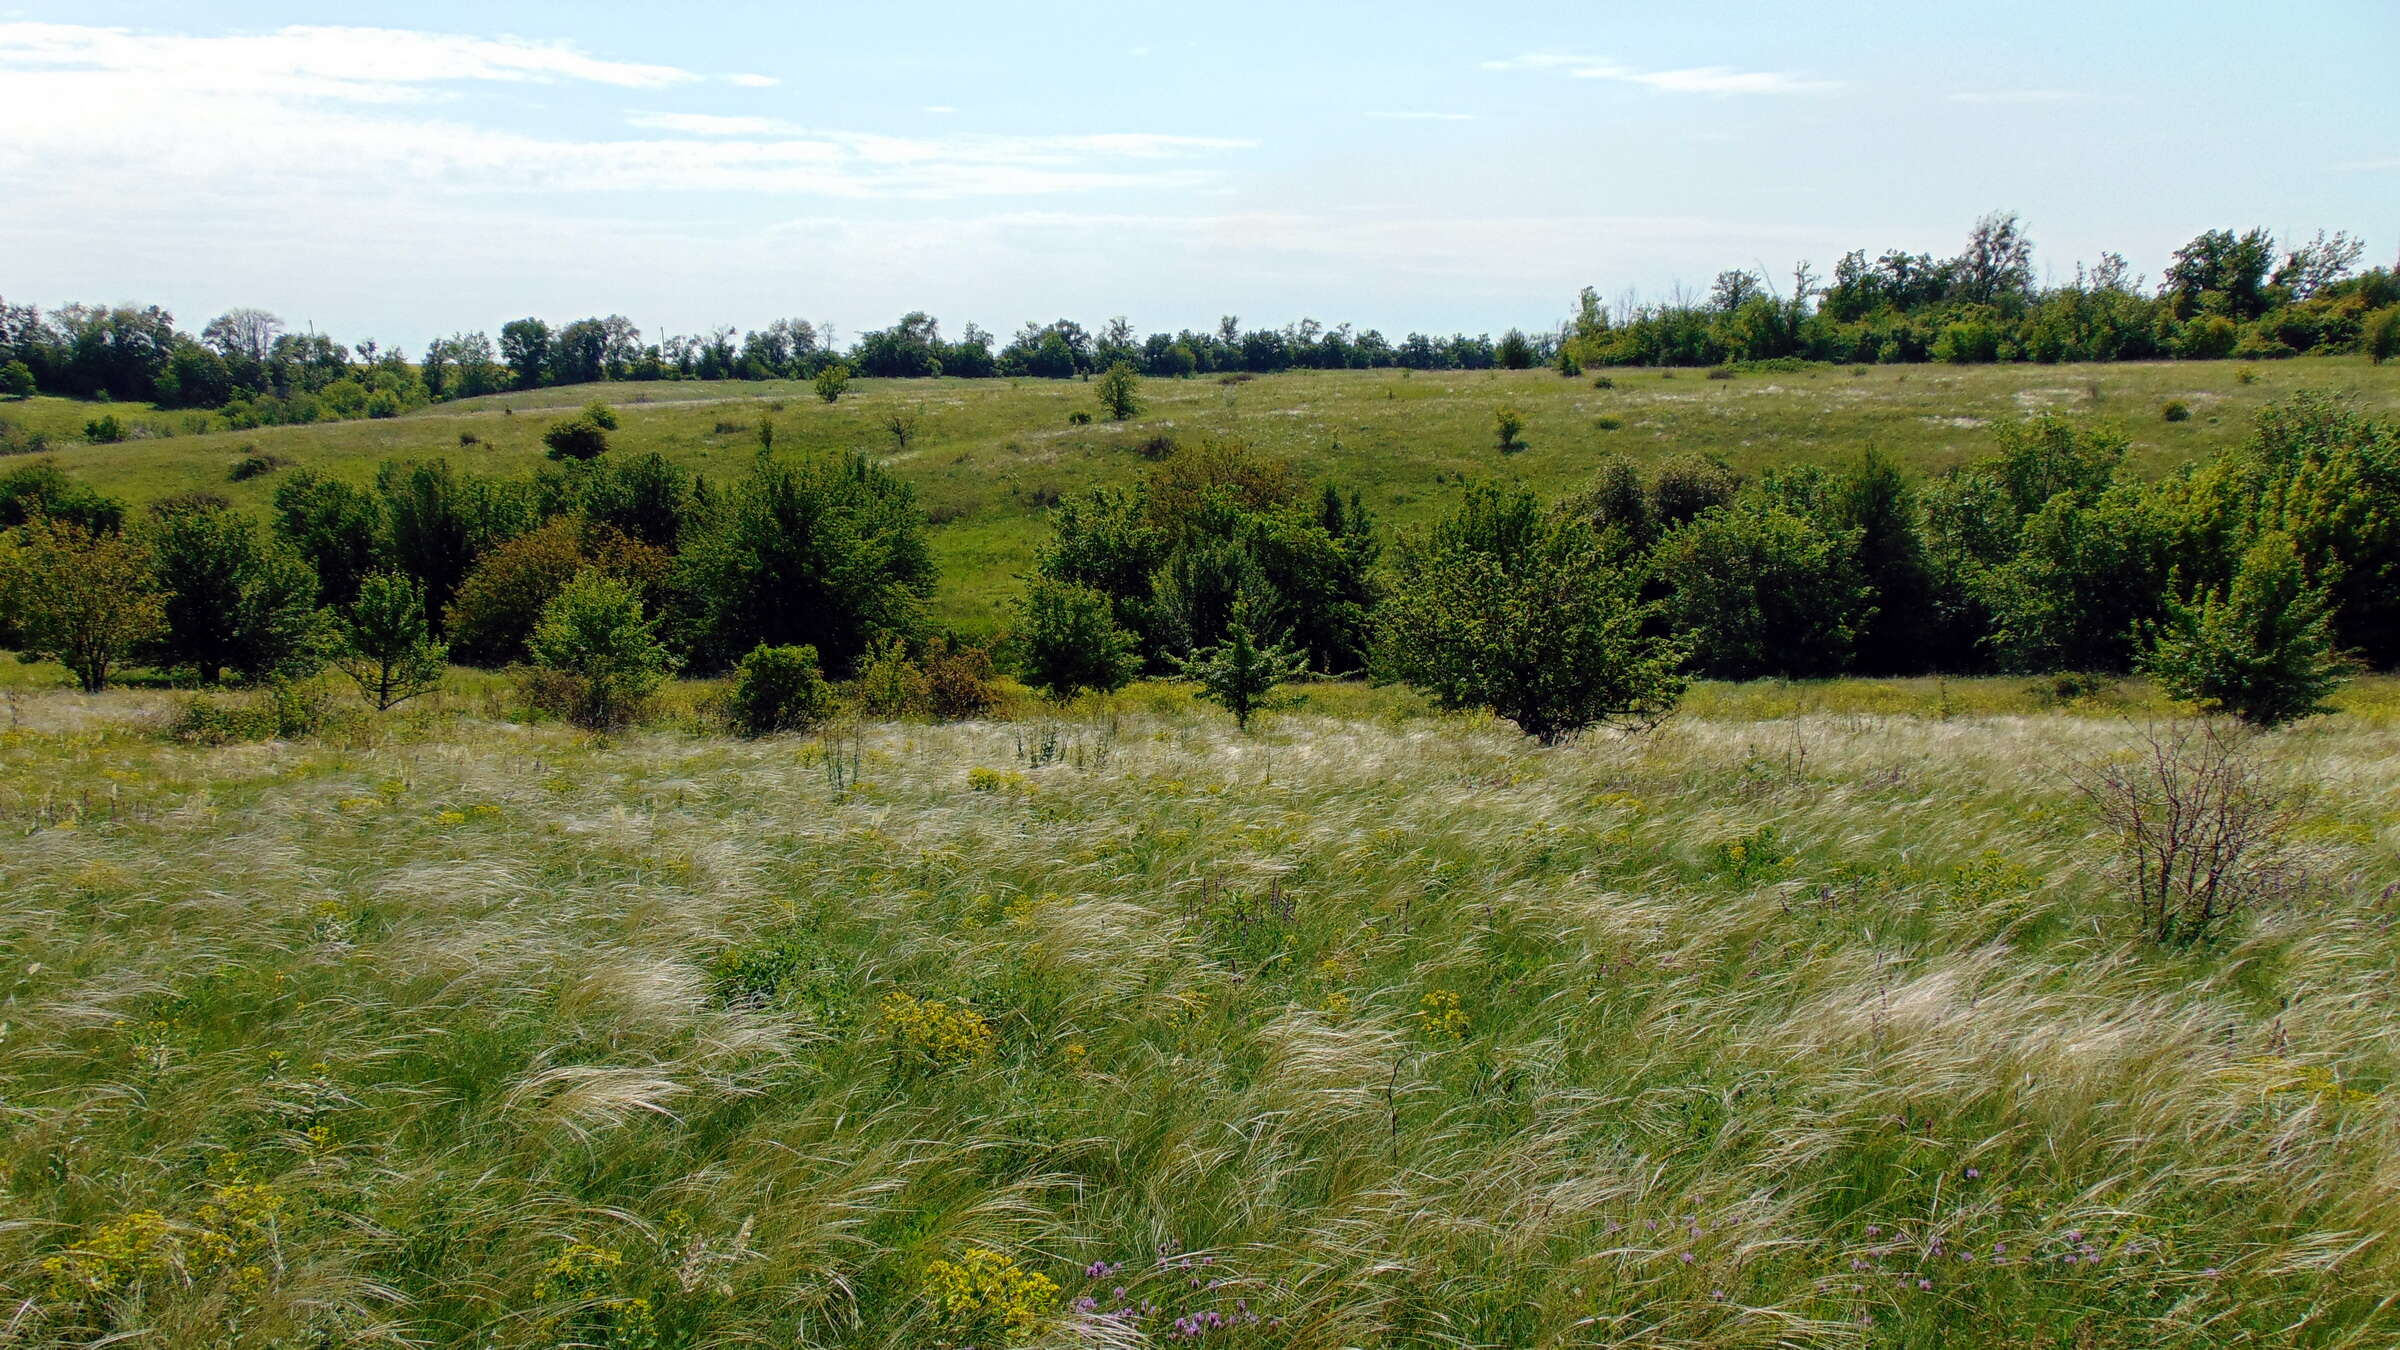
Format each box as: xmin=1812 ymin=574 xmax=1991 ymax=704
xmin=521 ymin=569 xmax=670 ymax=730
xmin=1591 ymin=375 xmax=1615 ymax=390
xmin=2162 ymin=400 xmax=2192 ymax=423
xmin=1705 ymin=366 xmax=1736 ymax=381
xmin=1594 ymin=416 xmax=1624 ymax=432
xmin=169 ymin=680 xmax=342 ymax=745
xmin=542 ymin=405 xmax=616 ymax=461
xmin=1066 ymin=410 xmax=1092 ymax=426
xmin=228 ymin=451 xmax=290 ymax=482
xmin=84 ymin=414 xmax=126 ymax=444
xmin=857 ymin=635 xmax=1001 ymax=720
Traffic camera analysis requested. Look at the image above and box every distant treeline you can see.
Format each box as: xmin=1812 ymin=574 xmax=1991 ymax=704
xmin=3 ymin=215 xmax=2395 ymax=435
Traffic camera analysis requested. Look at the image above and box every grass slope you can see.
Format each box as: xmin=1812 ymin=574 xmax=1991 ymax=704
xmin=0 ymin=678 xmax=2395 ymax=1346
xmin=11 ymin=357 xmax=2400 ymax=629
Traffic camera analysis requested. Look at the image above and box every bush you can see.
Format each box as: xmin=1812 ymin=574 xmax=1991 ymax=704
xmin=0 ymin=360 xmax=34 ymax=399
xmin=1653 ymin=499 xmax=1872 ymax=680
xmin=1177 ymin=601 xmax=1306 ymax=730
xmin=1594 ymin=416 xmax=1623 ymax=432
xmin=1066 ymin=410 xmax=1092 ymax=426
xmin=1650 ymin=454 xmax=1742 ymax=528
xmin=2365 ymin=305 xmax=2400 ymax=365
xmin=855 ymin=635 xmax=930 ymax=716
xmin=525 ymin=569 xmax=671 ymax=730
xmin=1493 ymin=406 xmax=1526 ymax=452
xmin=853 ymin=634 xmax=1000 ymax=720
xmin=542 ymin=413 xmax=609 ymax=461
xmin=1095 ymin=361 xmax=1143 ymax=420
xmin=169 ymin=680 xmax=338 ymax=745
xmin=2162 ymin=400 xmax=2192 ymax=423
xmin=0 ymin=515 xmax=164 ymax=691
xmin=84 ymin=414 xmax=126 ymax=444
xmin=1705 ymin=366 xmax=1736 ymax=381
xmin=1015 ymin=577 xmax=1140 ymax=700
xmin=1591 ymin=375 xmax=1614 ymax=390
xmin=723 ymin=642 xmax=834 ymax=736
xmin=1375 ymin=482 xmax=1685 ymax=743
xmin=813 ymin=363 xmax=851 ymax=404
xmin=2069 ymin=720 xmax=2298 ymax=944
xmin=2178 ymin=315 xmax=2239 ymax=359
xmin=2142 ymin=531 xmax=2350 ymax=728
xmin=228 ymin=451 xmax=289 ymax=481
xmin=336 ymin=572 xmax=447 ymax=710
xmin=2233 ymin=365 xmax=2260 ymax=386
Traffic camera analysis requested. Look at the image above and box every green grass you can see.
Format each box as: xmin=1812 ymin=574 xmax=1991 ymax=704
xmin=12 ymin=356 xmax=2399 ymax=630
xmin=0 ymin=675 xmax=2395 ymax=1346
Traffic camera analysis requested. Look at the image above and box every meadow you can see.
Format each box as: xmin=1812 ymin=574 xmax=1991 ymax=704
xmin=0 ymin=670 xmax=2395 ymax=1347
xmin=13 ymin=356 xmax=2398 ymax=630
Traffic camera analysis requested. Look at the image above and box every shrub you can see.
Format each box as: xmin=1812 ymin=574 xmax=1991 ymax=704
xmin=918 ymin=637 xmax=1001 ymax=719
xmin=336 ymin=572 xmax=448 ymax=710
xmin=2069 ymin=720 xmax=2299 ymax=944
xmin=1375 ymin=482 xmax=1686 ymax=743
xmin=1066 ymin=410 xmax=1092 ymax=426
xmin=1 ymin=361 xmax=35 ymax=399
xmin=168 ymin=680 xmax=338 ymax=745
xmin=580 ymin=401 xmax=620 ymax=431
xmin=1095 ymin=361 xmax=1142 ymax=420
xmin=2162 ymin=400 xmax=2192 ymax=423
xmin=884 ymin=408 xmax=921 ymax=451
xmin=1015 ymin=577 xmax=1140 ymax=700
xmin=813 ymin=363 xmax=851 ymax=404
xmin=524 ymin=569 xmax=670 ymax=730
xmin=1136 ymin=433 xmax=1177 ymax=461
xmin=2178 ymin=315 xmax=2238 ymax=359
xmin=2364 ymin=305 xmax=2400 ymax=365
xmin=1705 ymin=366 xmax=1736 ymax=381
xmin=1591 ymin=375 xmax=1614 ymax=390
xmin=2233 ymin=365 xmax=2260 ymax=386
xmin=84 ymin=414 xmax=126 ymax=444
xmin=2142 ymin=531 xmax=2350 ymax=728
xmin=855 ymin=635 xmax=930 ymax=717
xmin=541 ymin=413 xmax=609 ymax=461
xmin=1650 ymin=454 xmax=1742 ymax=528
xmin=1594 ymin=415 xmax=1623 ymax=432
xmin=1177 ymin=600 xmax=1307 ymax=730
xmin=919 ymin=1247 xmax=1057 ymax=1348
xmin=1653 ymin=499 xmax=1872 ymax=680
xmin=228 ymin=451 xmax=288 ymax=482
xmin=0 ymin=515 xmax=164 ymax=691
xmin=1493 ymin=406 xmax=1526 ymax=452
xmin=723 ymin=642 xmax=834 ymax=736
xmin=1554 ymin=347 xmax=1583 ymax=377
xmin=458 ymin=430 xmax=481 ymax=447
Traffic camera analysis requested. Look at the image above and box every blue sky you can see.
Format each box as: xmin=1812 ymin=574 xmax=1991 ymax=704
xmin=3 ymin=1 xmax=2395 ymax=350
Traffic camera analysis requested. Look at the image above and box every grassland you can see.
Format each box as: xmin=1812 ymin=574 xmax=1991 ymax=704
xmin=0 ymin=671 xmax=2395 ymax=1347
xmin=10 ymin=356 xmax=2398 ymax=630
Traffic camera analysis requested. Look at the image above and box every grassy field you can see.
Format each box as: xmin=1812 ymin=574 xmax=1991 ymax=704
xmin=0 ymin=672 xmax=2394 ymax=1347
xmin=8 ymin=356 xmax=2397 ymax=631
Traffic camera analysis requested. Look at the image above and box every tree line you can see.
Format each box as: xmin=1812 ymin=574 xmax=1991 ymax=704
xmin=0 ymin=389 xmax=2385 ymax=739
xmin=5 ymin=216 xmax=2393 ymax=437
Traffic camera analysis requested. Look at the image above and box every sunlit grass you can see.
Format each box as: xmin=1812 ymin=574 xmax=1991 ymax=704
xmin=0 ymin=675 xmax=2393 ymax=1345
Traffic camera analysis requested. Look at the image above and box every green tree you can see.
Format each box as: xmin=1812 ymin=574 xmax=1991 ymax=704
xmin=527 ymin=569 xmax=670 ymax=730
xmin=1838 ymin=450 xmax=1937 ymax=674
xmin=1376 ymin=483 xmax=1686 ymax=743
xmin=1015 ymin=577 xmax=1140 ymax=700
xmin=675 ymin=451 xmax=935 ymax=673
xmin=0 ymin=360 xmax=32 ymax=399
xmin=2366 ymin=305 xmax=2400 ymax=365
xmin=723 ymin=642 xmax=835 ymax=736
xmin=541 ymin=412 xmax=609 ymax=461
xmin=1177 ymin=601 xmax=1307 ymax=730
xmin=1493 ymin=406 xmax=1526 ymax=452
xmin=1653 ymin=499 xmax=1873 ymax=680
xmin=2143 ymin=532 xmax=2350 ymax=728
xmin=0 ymin=515 xmax=165 ymax=691
xmin=336 ymin=571 xmax=448 ymax=710
xmin=147 ymin=497 xmax=330 ymax=684
xmin=814 ymin=362 xmax=852 ymax=404
xmin=271 ymin=469 xmax=383 ymax=607
xmin=1095 ymin=361 xmax=1143 ymax=420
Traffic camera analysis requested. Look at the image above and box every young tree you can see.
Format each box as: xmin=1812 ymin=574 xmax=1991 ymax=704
xmin=336 ymin=571 xmax=448 ymax=710
xmin=0 ymin=515 xmax=165 ymax=691
xmin=0 ymin=360 xmax=32 ymax=399
xmin=1177 ymin=601 xmax=1307 ymax=730
xmin=2142 ymin=532 xmax=2350 ymax=728
xmin=1095 ymin=361 xmax=1143 ymax=420
xmin=814 ymin=362 xmax=852 ymax=404
xmin=1493 ymin=406 xmax=1527 ymax=453
xmin=1376 ymin=483 xmax=1686 ymax=743
xmin=1015 ymin=577 xmax=1141 ymax=700
xmin=722 ymin=642 xmax=834 ymax=736
xmin=1652 ymin=499 xmax=1873 ymax=680
xmin=527 ymin=569 xmax=671 ymax=730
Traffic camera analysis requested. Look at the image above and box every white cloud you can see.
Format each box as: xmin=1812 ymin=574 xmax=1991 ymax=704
xmin=924 ymin=105 xmax=958 ymax=115
xmin=627 ymin=111 xmax=792 ymax=136
xmin=1482 ymin=52 xmax=1840 ymax=95
xmin=1367 ymin=110 xmax=1477 ymax=122
xmin=0 ymin=21 xmax=705 ymax=101
xmin=726 ymin=73 xmax=778 ymax=88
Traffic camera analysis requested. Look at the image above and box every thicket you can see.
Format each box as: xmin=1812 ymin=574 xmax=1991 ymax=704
xmin=0 ymin=394 xmax=2386 ymax=742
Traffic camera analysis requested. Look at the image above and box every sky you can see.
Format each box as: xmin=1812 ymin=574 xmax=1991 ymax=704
xmin=3 ymin=1 xmax=2396 ymax=351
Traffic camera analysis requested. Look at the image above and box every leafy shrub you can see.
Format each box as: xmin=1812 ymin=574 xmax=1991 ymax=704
xmin=2364 ymin=305 xmax=2400 ymax=365
xmin=0 ymin=360 xmax=33 ymax=399
xmin=918 ymin=1247 xmax=1057 ymax=1347
xmin=168 ymin=680 xmax=339 ymax=745
xmin=2142 ymin=531 xmax=2350 ymax=727
xmin=458 ymin=430 xmax=480 ymax=447
xmin=0 ymin=514 xmax=163 ymax=690
xmin=2069 ymin=720 xmax=2299 ymax=944
xmin=1375 ymin=482 xmax=1685 ymax=743
xmin=1095 ymin=361 xmax=1142 ymax=420
xmin=1591 ymin=375 xmax=1615 ymax=390
xmin=1594 ymin=416 xmax=1624 ymax=432
xmin=523 ymin=569 xmax=670 ymax=730
xmin=84 ymin=414 xmax=126 ymax=444
xmin=2178 ymin=315 xmax=2238 ymax=359
xmin=1176 ymin=601 xmax=1307 ymax=730
xmin=541 ymin=413 xmax=609 ymax=461
xmin=1136 ymin=433 xmax=1177 ymax=461
xmin=1493 ymin=406 xmax=1526 ymax=452
xmin=1705 ymin=366 xmax=1736 ymax=381
xmin=1653 ymin=499 xmax=1872 ymax=680
xmin=2162 ymin=400 xmax=2192 ymax=423
xmin=723 ymin=642 xmax=834 ymax=736
xmin=813 ymin=362 xmax=851 ymax=403
xmin=1015 ymin=578 xmax=1139 ymax=700
xmin=2233 ymin=365 xmax=2260 ymax=386
xmin=1650 ymin=454 xmax=1742 ymax=528
xmin=1066 ymin=410 xmax=1092 ymax=426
